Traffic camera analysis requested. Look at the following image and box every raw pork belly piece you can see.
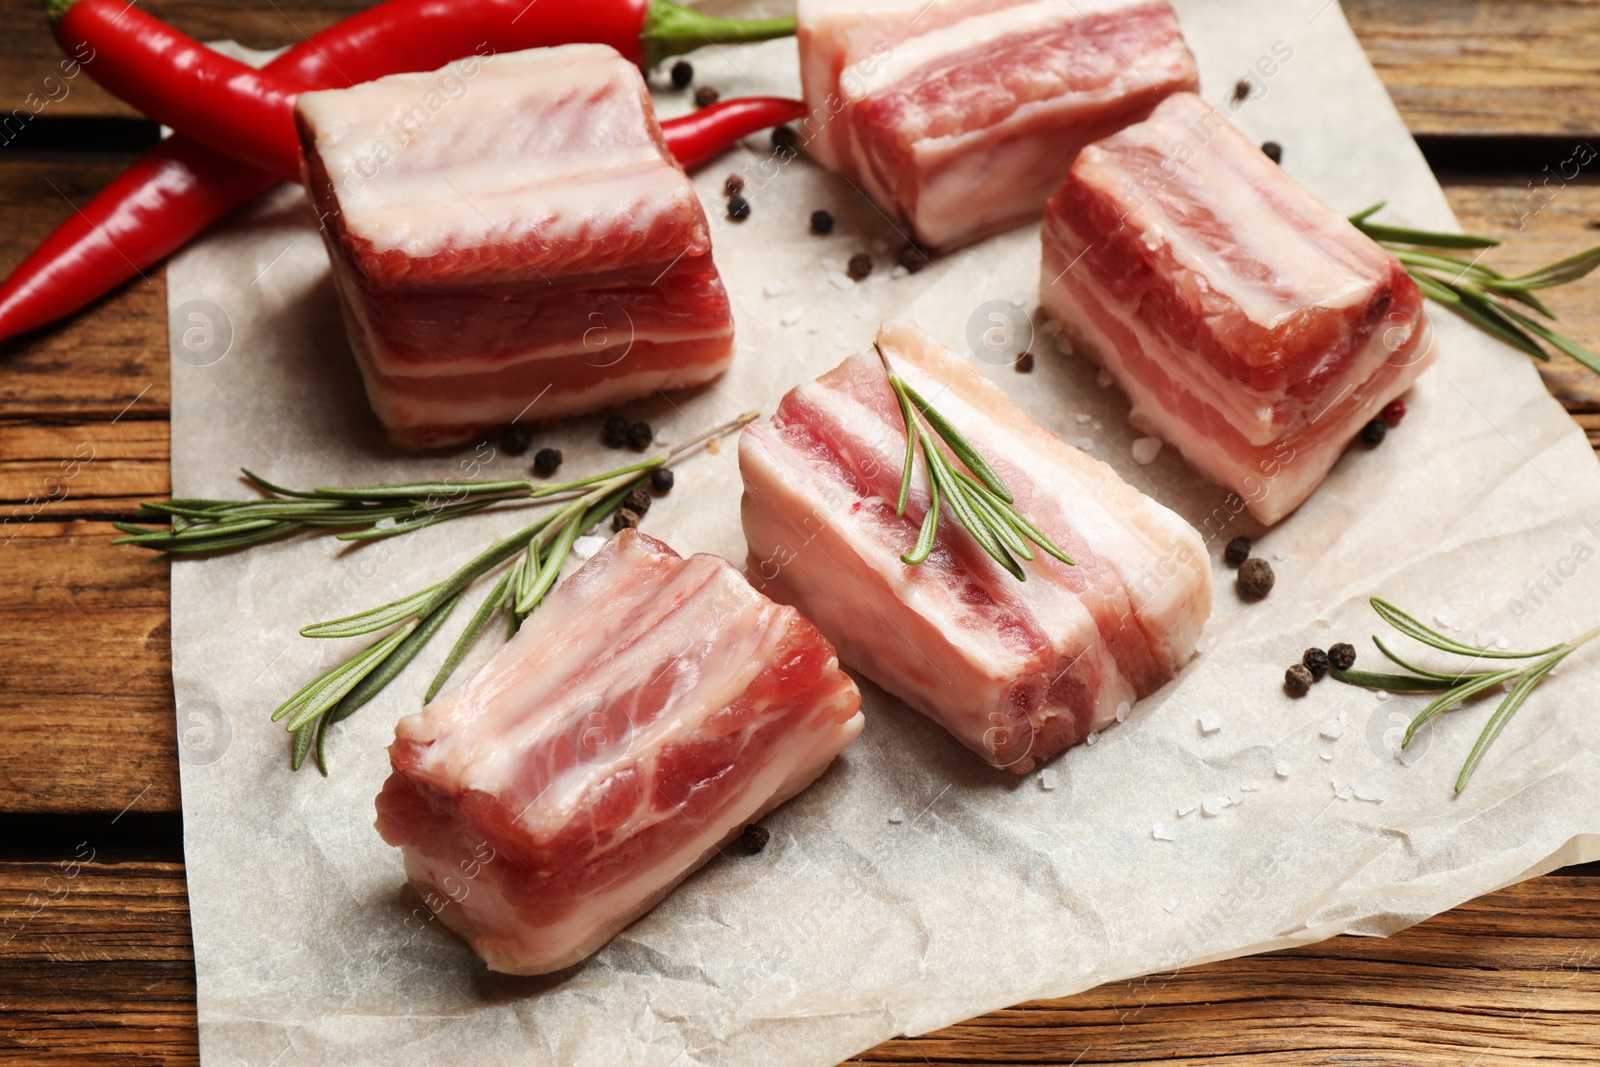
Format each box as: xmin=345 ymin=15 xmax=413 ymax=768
xmin=375 ymin=531 xmax=863 ymax=974
xmin=796 ymin=0 xmax=1198 ymax=252
xmin=296 ymin=46 xmax=734 ymax=450
xmin=1040 ymin=92 xmax=1436 ymax=524
xmin=739 ymin=320 xmax=1210 ymax=773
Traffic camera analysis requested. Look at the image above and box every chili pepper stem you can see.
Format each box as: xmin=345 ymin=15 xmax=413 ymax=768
xmin=640 ymin=0 xmax=796 ymax=68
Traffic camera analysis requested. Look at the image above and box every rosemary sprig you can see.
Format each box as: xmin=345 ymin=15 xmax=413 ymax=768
xmin=1331 ymin=597 xmax=1599 ymax=792
xmin=249 ymin=411 xmax=758 ymax=775
xmin=1350 ymin=203 xmax=1600 ymax=375
xmin=876 ymin=344 xmax=1073 ymax=579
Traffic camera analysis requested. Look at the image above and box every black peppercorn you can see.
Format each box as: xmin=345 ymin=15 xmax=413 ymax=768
xmin=1237 ymin=557 xmax=1275 ymax=600
xmin=651 ymin=467 xmax=675 ymax=494
xmin=603 ymin=415 xmax=630 ymax=447
xmin=727 ymin=194 xmax=750 ymax=222
xmin=499 ymin=423 xmax=533 ymax=456
xmin=810 ymin=209 xmax=834 ymax=235
xmin=1233 ymin=78 xmax=1252 ymax=103
xmin=847 ymin=252 xmax=873 ymax=281
xmin=896 ymin=241 xmax=930 ymax=274
xmin=1285 ymin=663 xmax=1314 ymax=697
xmin=771 ymin=125 xmax=798 ymax=159
xmin=1224 ymin=535 xmax=1252 ymax=568
xmin=532 ymin=447 xmax=562 ymax=476
xmin=670 ymin=61 xmax=694 ymax=89
xmin=612 ymin=507 xmax=642 ymax=532
xmin=694 ymin=85 xmax=719 ymax=108
xmin=1302 ymin=647 xmax=1330 ymax=680
xmin=623 ymin=487 xmax=652 ymax=517
xmin=1328 ymin=642 xmax=1357 ymax=671
xmin=1360 ymin=418 xmax=1387 ymax=446
xmin=724 ymin=174 xmax=744 ymax=196
xmin=1015 ymin=352 xmax=1035 ymax=373
xmin=627 ymin=421 xmax=652 ymax=450
xmin=739 ymin=824 xmax=770 ymax=853
xmin=1261 ymin=141 xmax=1283 ymax=164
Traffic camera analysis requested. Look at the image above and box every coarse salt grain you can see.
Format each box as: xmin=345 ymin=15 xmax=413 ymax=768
xmin=1320 ymin=751 xmax=1334 ymax=761
xmin=1275 ymin=761 xmax=1292 ymax=778
xmin=1097 ymin=368 xmax=1113 ymax=388
xmin=1435 ymin=606 xmax=1459 ymax=629
xmin=1198 ymin=709 xmax=1223 ymax=735
xmin=1164 ymin=897 xmax=1179 ymax=913
xmin=1351 ymin=777 xmax=1388 ymax=802
xmin=821 ymin=257 xmax=842 ymax=272
xmin=1085 ymin=730 xmax=1100 ymax=746
xmin=1201 ymin=798 xmax=1222 ymax=817
xmin=1320 ymin=718 xmax=1346 ymax=740
xmin=887 ymin=807 xmax=905 ymax=824
xmin=1072 ymin=436 xmax=1098 ymax=452
xmin=828 ymin=272 xmax=855 ymax=290
xmin=763 ymin=278 xmax=796 ymax=298
xmin=1131 ymin=437 xmax=1162 ymax=465
xmin=1115 ymin=701 xmax=1130 ymax=723
xmin=1376 ymin=690 xmax=1390 ymax=701
xmin=1039 ymin=767 xmax=1058 ymax=791
xmin=374 ymin=516 xmax=397 ymax=530
xmin=1273 ymin=547 xmax=1289 ymax=562
xmin=890 ymin=265 xmax=909 ymax=279
xmin=570 ymin=535 xmax=607 ymax=561
xmin=780 ymin=307 xmax=804 ymax=327
xmin=1177 ymin=802 xmax=1196 ymax=817
xmin=1240 ymin=780 xmax=1262 ymax=792
xmin=1075 ymin=412 xmax=1092 ymax=424
xmin=1152 ymin=823 xmax=1175 ymax=841
xmin=1335 ymin=785 xmax=1353 ymax=801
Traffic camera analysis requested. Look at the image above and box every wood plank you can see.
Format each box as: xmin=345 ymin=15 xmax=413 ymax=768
xmin=0 ymin=860 xmax=195 ymax=1067
xmin=1430 ymin=178 xmax=1600 ymax=413
xmin=1346 ymin=0 xmax=1600 ymax=140
xmin=3 ymin=0 xmax=1600 ymax=139
xmin=4 ymin=859 xmax=1596 ymax=1065
xmin=0 ymin=159 xmax=169 ymax=420
xmin=0 ymin=522 xmax=178 ymax=817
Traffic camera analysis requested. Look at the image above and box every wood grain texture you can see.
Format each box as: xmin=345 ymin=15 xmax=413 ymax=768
xmin=1345 ymin=0 xmax=1600 ymax=139
xmin=2 ymin=861 xmax=1596 ymax=1066
xmin=0 ymin=160 xmax=169 ymax=420
xmin=2 ymin=2 xmax=1600 ymax=1064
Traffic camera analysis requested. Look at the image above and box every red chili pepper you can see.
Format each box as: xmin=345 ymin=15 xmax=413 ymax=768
xmin=664 ymin=98 xmax=808 ymax=170
xmin=2 ymin=0 xmax=796 ymax=343
xmin=56 ymin=5 xmax=807 ymax=183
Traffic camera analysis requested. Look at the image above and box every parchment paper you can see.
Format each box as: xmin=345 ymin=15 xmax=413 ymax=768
xmin=167 ymin=3 xmax=1600 ymax=1063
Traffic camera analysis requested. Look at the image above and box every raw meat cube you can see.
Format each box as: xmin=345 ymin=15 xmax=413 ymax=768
xmin=375 ymin=530 xmax=863 ymax=974
xmin=796 ymin=0 xmax=1198 ymax=252
xmin=296 ymin=45 xmax=734 ymax=450
xmin=739 ymin=320 xmax=1210 ymax=773
xmin=1039 ymin=91 xmax=1435 ymax=524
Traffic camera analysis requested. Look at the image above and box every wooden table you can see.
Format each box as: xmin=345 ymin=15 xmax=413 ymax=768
xmin=3 ymin=2 xmax=1599 ymax=1062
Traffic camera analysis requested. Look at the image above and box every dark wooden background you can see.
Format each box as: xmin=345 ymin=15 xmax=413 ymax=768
xmin=3 ymin=1 xmax=1599 ymax=1063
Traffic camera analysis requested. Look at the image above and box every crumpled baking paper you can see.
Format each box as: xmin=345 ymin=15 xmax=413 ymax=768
xmin=167 ymin=2 xmax=1600 ymax=1063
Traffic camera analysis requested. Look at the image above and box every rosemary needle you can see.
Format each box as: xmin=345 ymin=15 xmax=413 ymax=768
xmin=265 ymin=411 xmax=758 ymax=775
xmin=876 ymin=343 xmax=1073 ymax=576
xmin=1350 ymin=203 xmax=1600 ymax=375
xmin=1331 ymin=597 xmax=1599 ymax=792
